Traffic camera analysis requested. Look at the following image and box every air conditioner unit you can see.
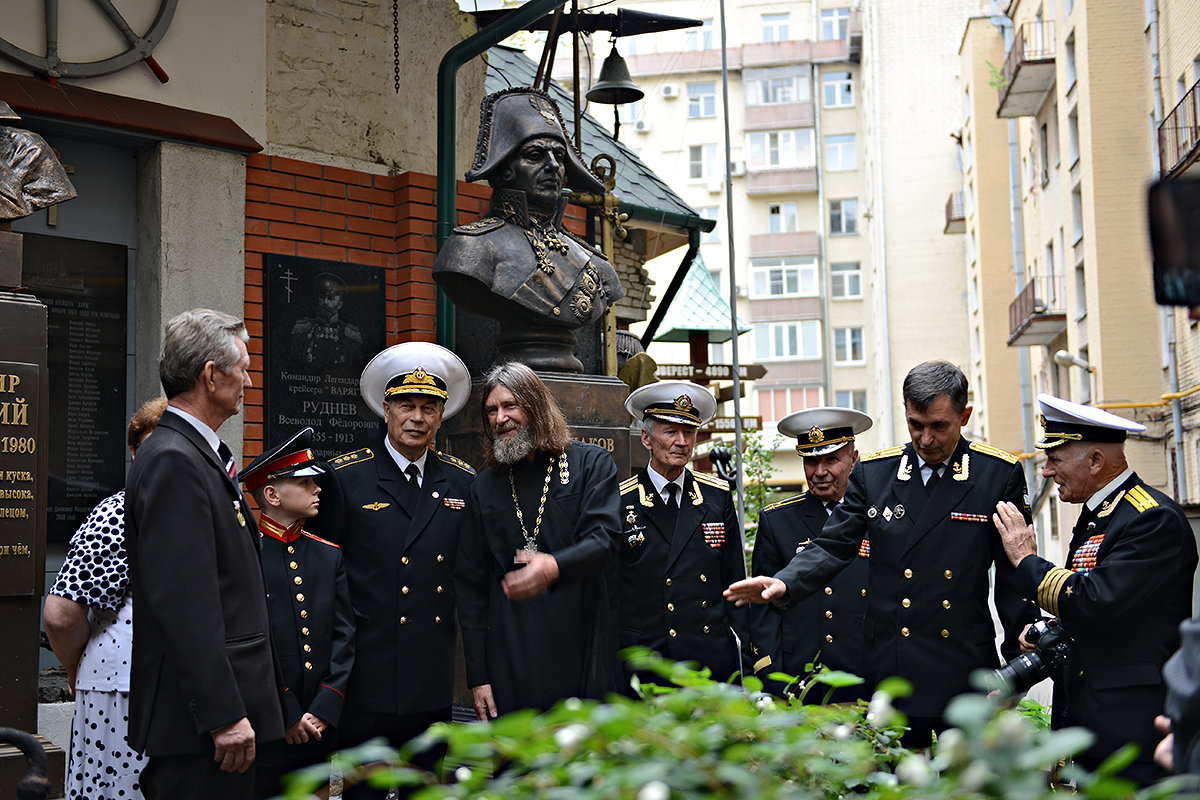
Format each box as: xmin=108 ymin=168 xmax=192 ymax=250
xmin=736 ymin=284 xmax=749 ymax=298
xmin=634 ymin=119 xmax=652 ymax=133
xmin=662 ymin=83 xmax=680 ymax=99
xmin=706 ymin=178 xmax=723 ymax=194
xmin=730 ymin=160 xmax=746 ymax=177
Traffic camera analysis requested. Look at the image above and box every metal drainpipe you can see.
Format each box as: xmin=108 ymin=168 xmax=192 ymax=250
xmin=435 ymin=0 xmax=568 ymax=349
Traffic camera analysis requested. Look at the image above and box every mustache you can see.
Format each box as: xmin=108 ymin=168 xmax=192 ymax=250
xmin=495 ymin=421 xmax=523 ymax=434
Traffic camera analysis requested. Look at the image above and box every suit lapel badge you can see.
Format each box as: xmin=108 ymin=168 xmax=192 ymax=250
xmin=362 ymin=501 xmax=391 ymax=511
xmin=638 ymin=483 xmax=655 ymax=508
xmin=953 ymin=453 xmax=969 ymax=481
xmin=897 ymin=454 xmax=912 ymax=481
xmin=624 ymin=505 xmax=645 ymax=548
xmin=795 ymin=537 xmax=812 ymax=554
xmin=882 ymin=506 xmax=893 ymax=522
xmin=867 ymin=506 xmax=879 ymax=519
xmin=233 ymin=500 xmax=246 ymax=527
xmin=442 ymin=497 xmax=465 ymax=510
xmin=702 ymin=521 xmax=725 ymax=549
xmin=894 ymin=504 xmax=905 ymax=519
xmin=689 ymin=482 xmax=703 ymax=506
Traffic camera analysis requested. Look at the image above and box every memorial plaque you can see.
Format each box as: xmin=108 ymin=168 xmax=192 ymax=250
xmin=22 ymin=234 xmax=128 ymax=542
xmin=266 ymin=255 xmax=386 ymax=459
xmin=0 ymin=361 xmax=41 ymax=597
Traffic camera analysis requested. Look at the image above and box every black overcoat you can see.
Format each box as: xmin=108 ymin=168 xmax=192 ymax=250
xmin=125 ymin=412 xmax=285 ymax=755
xmin=752 ymin=491 xmax=870 ymax=701
xmin=775 ymin=437 xmax=1038 ymax=718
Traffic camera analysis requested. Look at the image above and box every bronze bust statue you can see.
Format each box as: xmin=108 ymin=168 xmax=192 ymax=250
xmin=433 ymin=88 xmax=623 ymax=373
xmin=1 ymin=101 xmax=77 ymax=221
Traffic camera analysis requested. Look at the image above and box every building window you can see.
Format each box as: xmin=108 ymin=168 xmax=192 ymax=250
xmin=750 ymin=257 xmax=819 ymax=298
xmin=830 ymin=262 xmax=862 ymax=299
xmin=687 ymin=82 xmax=717 ymax=118
xmin=824 ymin=134 xmax=856 ymax=170
xmin=760 ymin=386 xmax=824 ymax=422
xmin=820 ymin=8 xmax=850 ymax=40
xmin=745 ymin=69 xmax=810 ymax=106
xmin=1067 ymin=109 xmax=1079 ymax=166
xmin=822 ymin=71 xmax=855 ymax=108
xmin=1064 ymin=35 xmax=1076 ymax=90
xmin=617 ymin=99 xmax=644 ymax=124
xmin=762 ymin=13 xmax=790 ymax=43
xmin=699 ymin=206 xmax=720 ymax=243
xmin=1078 ymin=345 xmax=1091 ymax=403
xmin=1074 ymin=262 xmax=1087 ymax=320
xmin=834 ymin=389 xmax=867 ymax=413
xmin=747 ymin=129 xmax=815 ymax=169
xmin=1071 ymin=186 xmax=1083 ymax=243
xmin=685 ymin=20 xmax=714 ymax=51
xmin=767 ymin=202 xmax=798 ymax=233
xmin=1038 ymin=123 xmax=1049 ymax=184
xmin=689 ymin=144 xmax=718 ymax=179
xmin=833 ymin=327 xmax=865 ymax=364
xmin=755 ymin=320 xmax=822 ymax=360
xmin=829 ymin=198 xmax=859 ymax=235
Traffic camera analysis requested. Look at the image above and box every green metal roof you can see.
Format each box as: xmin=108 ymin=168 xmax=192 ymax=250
xmin=484 ymin=45 xmax=708 ymax=227
xmin=653 ymin=254 xmax=750 ymax=344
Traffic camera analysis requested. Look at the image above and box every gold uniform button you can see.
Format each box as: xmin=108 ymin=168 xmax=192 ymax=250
xmin=902 ymin=598 xmax=911 ymax=608
xmin=436 ymin=585 xmax=444 ymax=594
xmin=667 ymin=603 xmax=675 ymax=612
xmin=825 ymin=634 xmax=834 ymax=643
xmin=300 ymin=610 xmax=308 ymax=619
xmin=944 ymin=570 xmax=953 ymax=579
xmin=435 ymin=616 xmax=442 ymax=624
xmin=700 ymin=574 xmax=707 ymax=582
xmin=289 ymin=561 xmax=298 ymax=570
xmin=293 ymin=576 xmax=303 ymax=586
xmin=402 ymin=586 xmax=410 ymax=595
xmin=825 ymin=610 xmax=833 ymax=619
xmin=303 ymin=644 xmax=311 ymax=653
xmin=401 ymin=556 xmax=410 ymax=565
xmin=437 ymin=554 xmax=445 ymax=563
xmin=703 ymin=625 xmax=710 ymax=634
xmin=295 ymin=593 xmax=305 ymax=602
xmin=287 ymin=546 xmax=295 ymax=554
xmin=941 ymin=629 xmax=950 ymax=638
xmin=824 ymin=587 xmax=833 ymax=595
xmin=904 ymin=569 xmax=913 ymax=578
xmin=665 ymin=578 xmax=672 ymax=586
xmin=400 ymin=616 xmax=408 ymax=624
xmin=701 ymin=601 xmax=708 ymax=609
xmin=301 ymin=627 xmax=310 ymax=636
xmin=860 ymin=589 xmax=867 ymax=596
xmin=669 ymin=629 xmax=677 ymax=637
xmin=901 ymin=627 xmax=911 ymax=637
xmin=942 ymin=600 xmax=951 ymax=609
xmin=304 ymin=662 xmax=313 ymax=670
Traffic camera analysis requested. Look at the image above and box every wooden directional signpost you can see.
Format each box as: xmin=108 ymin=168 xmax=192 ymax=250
xmin=656 ymin=363 xmax=768 ymax=382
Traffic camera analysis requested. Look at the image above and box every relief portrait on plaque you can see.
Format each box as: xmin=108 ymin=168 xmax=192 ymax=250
xmin=266 ymin=255 xmax=385 ymax=460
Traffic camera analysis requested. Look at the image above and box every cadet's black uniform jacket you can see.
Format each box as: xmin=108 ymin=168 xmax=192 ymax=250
xmin=618 ymin=468 xmax=751 ymax=683
xmin=775 ymin=437 xmax=1037 ymax=719
xmin=260 ymin=519 xmax=355 ymax=730
xmin=1015 ymin=472 xmax=1197 ymax=785
xmin=752 ymin=492 xmax=869 ymax=701
xmin=310 ymin=443 xmax=475 ymax=716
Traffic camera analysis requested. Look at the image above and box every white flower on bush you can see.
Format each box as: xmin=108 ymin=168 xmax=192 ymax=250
xmin=454 ymin=766 xmax=472 ymax=782
xmin=832 ymin=724 xmax=853 ymax=740
xmin=755 ymin=695 xmax=776 ymax=712
xmin=932 ymin=727 xmax=969 ymax=769
xmin=554 ymin=723 xmax=590 ymax=751
xmin=637 ymin=779 xmax=671 ymax=800
xmin=865 ymin=690 xmax=895 ymax=728
xmin=895 ymin=755 xmax=933 ymax=787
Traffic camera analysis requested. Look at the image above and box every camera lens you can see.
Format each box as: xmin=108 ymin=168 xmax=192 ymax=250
xmin=992 ymin=651 xmax=1050 ymax=695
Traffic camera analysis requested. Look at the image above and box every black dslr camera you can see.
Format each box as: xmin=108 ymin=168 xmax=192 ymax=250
xmin=991 ymin=618 xmax=1075 ymax=696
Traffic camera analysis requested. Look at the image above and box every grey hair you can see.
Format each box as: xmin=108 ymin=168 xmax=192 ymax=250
xmin=159 ymin=308 xmax=249 ymax=399
xmin=641 ymin=418 xmax=657 ymax=435
xmin=902 ymin=360 xmax=969 ymax=414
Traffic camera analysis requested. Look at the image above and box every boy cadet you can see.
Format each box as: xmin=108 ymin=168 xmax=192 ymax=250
xmin=752 ymin=407 xmax=872 ymax=701
xmin=240 ymin=427 xmax=354 ymax=796
xmin=619 ymin=380 xmax=755 ymax=684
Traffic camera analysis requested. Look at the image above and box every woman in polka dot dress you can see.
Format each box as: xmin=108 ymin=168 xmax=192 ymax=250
xmin=44 ymin=398 xmax=167 ymax=800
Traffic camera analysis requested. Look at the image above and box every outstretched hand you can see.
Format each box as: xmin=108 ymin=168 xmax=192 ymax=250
xmin=723 ymin=575 xmax=788 ymax=607
xmin=992 ymin=501 xmax=1037 ymax=568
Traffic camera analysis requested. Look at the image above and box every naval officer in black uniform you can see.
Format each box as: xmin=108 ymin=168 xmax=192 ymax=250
xmin=727 ymin=361 xmax=1038 ymax=744
xmin=307 ymin=343 xmax=474 ymax=786
xmin=240 ymin=427 xmax=354 ymax=797
xmin=994 ymin=394 xmax=1197 ymax=786
xmin=619 ymin=381 xmax=754 ymax=685
xmin=752 ymin=406 xmax=872 ymax=702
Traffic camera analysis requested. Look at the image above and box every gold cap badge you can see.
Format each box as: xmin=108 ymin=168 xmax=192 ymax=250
xmin=808 ymin=426 xmax=825 ymax=443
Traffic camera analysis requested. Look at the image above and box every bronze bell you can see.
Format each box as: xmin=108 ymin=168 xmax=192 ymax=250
xmin=587 ymin=45 xmax=644 ymax=105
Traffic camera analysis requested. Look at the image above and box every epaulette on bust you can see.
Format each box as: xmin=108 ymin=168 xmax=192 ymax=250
xmin=1124 ymin=484 xmax=1160 ymax=513
xmin=302 ymin=531 xmax=340 ymax=549
xmin=968 ymin=441 xmax=1020 ymax=464
xmin=330 ymin=448 xmax=373 ymax=470
xmin=453 ymin=217 xmax=505 ymax=236
xmin=763 ymin=492 xmax=807 ymax=513
xmin=619 ymin=476 xmax=639 ymax=494
xmin=862 ymin=444 xmax=905 ymax=462
xmin=693 ymin=472 xmax=731 ymax=491
xmin=437 ymin=451 xmax=475 ymax=475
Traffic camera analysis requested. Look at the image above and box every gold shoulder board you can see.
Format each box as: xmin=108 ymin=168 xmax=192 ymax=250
xmin=331 ymin=448 xmax=373 ymax=470
xmin=437 ymin=451 xmax=476 ymax=475
xmin=969 ymin=441 xmax=1020 ymax=464
xmin=301 ymin=532 xmax=340 ymax=549
xmin=862 ymin=445 xmax=905 ymax=462
xmin=763 ymin=492 xmax=807 ymax=513
xmin=1124 ymin=485 xmax=1159 ymax=513
xmin=453 ymin=217 xmax=505 ymax=236
xmin=692 ymin=472 xmax=731 ymax=491
xmin=619 ymin=476 xmax=639 ymax=495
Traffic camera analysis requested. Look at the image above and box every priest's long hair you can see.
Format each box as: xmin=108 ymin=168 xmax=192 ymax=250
xmin=480 ymin=362 xmax=571 ymax=468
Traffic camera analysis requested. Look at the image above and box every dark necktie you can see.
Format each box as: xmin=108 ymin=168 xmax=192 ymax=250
xmin=665 ymin=483 xmax=680 ymax=519
xmin=925 ymin=463 xmax=943 ymax=495
xmin=218 ymin=441 xmax=236 ymax=480
xmin=404 ymin=464 xmax=420 ymax=509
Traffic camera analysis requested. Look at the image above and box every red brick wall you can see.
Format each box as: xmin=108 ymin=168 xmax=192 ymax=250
xmin=241 ymin=153 xmax=587 ymax=458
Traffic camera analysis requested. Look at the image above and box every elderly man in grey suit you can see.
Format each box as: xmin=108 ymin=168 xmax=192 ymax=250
xmin=126 ymin=308 xmax=284 ymax=800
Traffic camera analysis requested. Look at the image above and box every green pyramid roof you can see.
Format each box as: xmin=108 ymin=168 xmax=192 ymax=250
xmin=653 ymin=254 xmax=750 ymax=344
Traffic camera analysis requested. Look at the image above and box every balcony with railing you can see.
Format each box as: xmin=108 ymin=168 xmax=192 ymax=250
xmin=1008 ymin=272 xmax=1067 ymax=346
xmin=997 ymin=21 xmax=1056 ymax=118
xmin=944 ymin=191 xmax=965 ymax=233
xmin=1160 ymin=78 xmax=1200 ymax=178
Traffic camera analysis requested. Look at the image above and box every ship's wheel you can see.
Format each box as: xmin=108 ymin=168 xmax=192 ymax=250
xmin=0 ymin=0 xmax=177 ymax=84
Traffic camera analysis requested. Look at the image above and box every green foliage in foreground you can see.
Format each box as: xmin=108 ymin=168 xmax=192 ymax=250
xmin=279 ymin=654 xmax=1200 ymax=800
